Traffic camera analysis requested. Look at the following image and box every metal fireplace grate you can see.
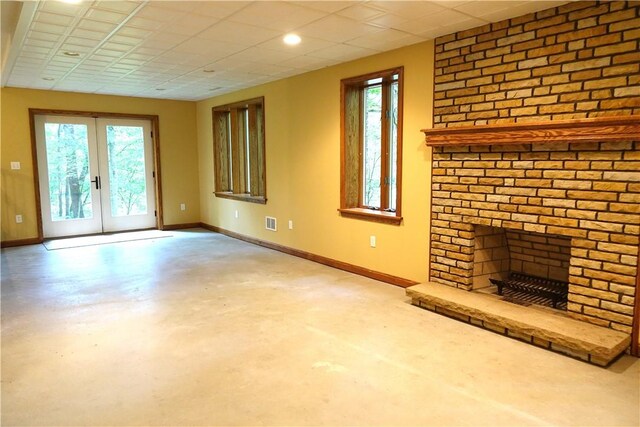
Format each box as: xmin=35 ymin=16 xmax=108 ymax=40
xmin=490 ymin=272 xmax=568 ymax=309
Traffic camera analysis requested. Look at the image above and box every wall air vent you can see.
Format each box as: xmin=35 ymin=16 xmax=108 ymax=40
xmin=265 ymin=216 xmax=277 ymax=231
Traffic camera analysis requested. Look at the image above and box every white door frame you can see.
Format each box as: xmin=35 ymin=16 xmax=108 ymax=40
xmin=96 ymin=117 xmax=157 ymax=232
xmin=35 ymin=115 xmax=104 ymax=238
xmin=29 ymin=109 xmax=164 ymax=240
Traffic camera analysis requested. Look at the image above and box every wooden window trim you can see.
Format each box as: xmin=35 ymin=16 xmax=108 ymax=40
xmin=213 ymin=192 xmax=266 ymax=204
xmin=212 ymin=97 xmax=266 ymax=203
xmin=338 ymin=207 xmax=403 ymax=225
xmin=340 ymin=67 xmax=404 ymax=224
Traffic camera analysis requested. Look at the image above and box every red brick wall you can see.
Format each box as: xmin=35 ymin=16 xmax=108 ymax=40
xmin=433 ymin=1 xmax=640 ymax=128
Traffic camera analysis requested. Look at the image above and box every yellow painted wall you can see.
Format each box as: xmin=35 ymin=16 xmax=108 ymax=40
xmin=0 ymin=87 xmax=200 ymax=241
xmin=197 ymin=41 xmax=434 ymax=283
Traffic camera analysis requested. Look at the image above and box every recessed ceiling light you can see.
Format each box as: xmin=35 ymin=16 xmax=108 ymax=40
xmin=283 ymin=33 xmax=301 ymax=46
xmin=42 ymin=77 xmax=55 ymax=81
xmin=63 ymin=51 xmax=80 ymax=57
xmin=60 ymin=0 xmax=83 ymax=4
xmin=203 ymin=68 xmax=215 ymax=73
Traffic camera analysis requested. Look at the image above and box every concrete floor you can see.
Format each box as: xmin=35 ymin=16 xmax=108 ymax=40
xmin=1 ymin=229 xmax=639 ymax=426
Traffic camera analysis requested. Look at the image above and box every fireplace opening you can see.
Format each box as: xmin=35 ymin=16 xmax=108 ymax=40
xmin=472 ymin=226 xmax=571 ymax=310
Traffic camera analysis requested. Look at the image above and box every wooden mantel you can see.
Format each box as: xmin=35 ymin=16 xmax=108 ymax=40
xmin=422 ymin=116 xmax=640 ymax=146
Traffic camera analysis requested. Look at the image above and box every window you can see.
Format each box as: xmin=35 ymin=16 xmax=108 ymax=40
xmin=340 ymin=67 xmax=403 ymax=224
xmin=212 ymin=97 xmax=266 ymax=203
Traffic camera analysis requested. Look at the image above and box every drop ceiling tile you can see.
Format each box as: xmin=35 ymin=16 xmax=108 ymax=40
xmin=83 ymin=59 xmax=112 ymax=68
xmin=44 ymin=64 xmax=74 ymax=72
xmin=77 ymin=19 xmax=118 ymax=33
xmin=471 ymin=1 xmax=568 ymax=22
xmin=70 ymin=28 xmax=110 ymax=41
xmin=392 ymin=9 xmax=484 ymax=34
xmin=256 ymin=35 xmax=334 ymax=55
xmin=101 ymin=42 xmax=134 ymax=52
xmin=35 ymin=11 xmax=76 ymax=27
xmin=108 ymin=64 xmax=137 ymax=72
xmin=229 ymin=61 xmax=289 ymax=76
xmin=291 ymin=1 xmax=354 ymax=14
xmin=153 ymin=1 xmax=202 ymax=13
xmin=432 ymin=1 xmax=473 ymax=8
xmin=102 ymin=70 xmax=129 ymax=78
xmin=473 ymin=7 xmax=533 ymax=23
xmin=337 ymin=4 xmax=387 ymax=21
xmin=94 ymin=48 xmax=126 ymax=58
xmin=116 ymin=27 xmax=153 ymax=39
xmin=123 ymin=53 xmax=154 ymax=62
xmin=140 ymin=32 xmax=190 ymax=50
xmin=21 ymin=45 xmax=51 ymax=55
xmin=109 ymin=34 xmax=143 ymax=46
xmin=25 ymin=38 xmax=57 ymax=48
xmin=87 ymin=54 xmax=120 ymax=63
xmin=296 ymin=15 xmax=383 ymax=43
xmin=207 ymin=57 xmax=256 ymax=72
xmin=15 ymin=57 xmax=45 ymax=66
xmin=163 ymin=15 xmax=219 ymax=37
xmin=452 ymin=1 xmax=520 ymax=16
xmin=31 ymin=22 xmax=69 ymax=36
xmin=85 ymin=8 xmax=129 ymax=24
xmin=94 ymin=1 xmax=142 ymax=15
xmin=347 ymin=28 xmax=422 ymax=50
xmin=198 ymin=21 xmax=281 ymax=45
xmin=172 ymin=39 xmax=244 ymax=59
xmin=414 ymin=27 xmax=444 ymax=40
xmin=435 ymin=18 xmax=491 ymax=35
xmin=65 ymin=36 xmax=102 ymax=48
xmin=368 ymin=1 xmax=447 ymax=18
xmin=39 ymin=1 xmax=85 ymax=15
xmin=191 ymin=2 xmax=251 ymax=19
xmin=126 ymin=16 xmax=165 ymax=31
xmin=227 ymin=2 xmax=325 ymax=32
xmin=130 ymin=46 xmax=164 ymax=56
xmin=308 ymin=43 xmax=379 ymax=61
xmin=135 ymin=5 xmax=183 ymax=23
xmin=277 ymin=54 xmax=334 ymax=70
xmin=19 ymin=53 xmax=47 ymax=63
xmin=225 ymin=46 xmax=298 ymax=65
xmin=366 ymin=13 xmax=410 ymax=28
xmin=75 ymin=64 xmax=105 ymax=72
xmin=27 ymin=30 xmax=63 ymax=43
xmin=59 ymin=43 xmax=93 ymax=54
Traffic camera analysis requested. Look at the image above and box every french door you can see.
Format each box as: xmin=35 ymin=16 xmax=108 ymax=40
xmin=35 ymin=115 xmax=157 ymax=238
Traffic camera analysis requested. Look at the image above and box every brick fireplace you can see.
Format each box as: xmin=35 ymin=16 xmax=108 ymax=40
xmin=407 ymin=117 xmax=640 ymax=365
xmin=429 ymin=134 xmax=639 ymax=334
xmin=408 ymin=1 xmax=640 ymax=364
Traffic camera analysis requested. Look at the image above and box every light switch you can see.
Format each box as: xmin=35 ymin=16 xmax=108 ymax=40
xmin=11 ymin=162 xmax=20 ymax=170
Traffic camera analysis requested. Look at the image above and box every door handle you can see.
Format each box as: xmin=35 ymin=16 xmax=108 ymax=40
xmin=90 ymin=176 xmax=101 ymax=190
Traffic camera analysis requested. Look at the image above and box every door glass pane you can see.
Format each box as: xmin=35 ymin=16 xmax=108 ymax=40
xmin=44 ymin=123 xmax=93 ymax=221
xmin=105 ymin=125 xmax=148 ymax=217
xmin=363 ymin=84 xmax=382 ymax=209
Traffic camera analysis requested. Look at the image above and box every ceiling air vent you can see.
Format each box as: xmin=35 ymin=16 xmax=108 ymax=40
xmin=265 ymin=216 xmax=277 ymax=231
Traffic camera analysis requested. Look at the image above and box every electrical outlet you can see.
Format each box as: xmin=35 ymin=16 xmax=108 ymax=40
xmin=234 ymin=210 xmax=239 ymax=219
xmin=15 ymin=215 xmax=23 ymax=223
xmin=288 ymin=220 xmax=293 ymax=230
xmin=180 ymin=203 xmax=186 ymax=211
xmin=370 ymin=235 xmax=376 ymax=248
xmin=10 ymin=162 xmax=20 ymax=170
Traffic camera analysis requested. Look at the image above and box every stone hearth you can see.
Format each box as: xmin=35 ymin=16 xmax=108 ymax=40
xmin=407 ymin=283 xmax=630 ymax=366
